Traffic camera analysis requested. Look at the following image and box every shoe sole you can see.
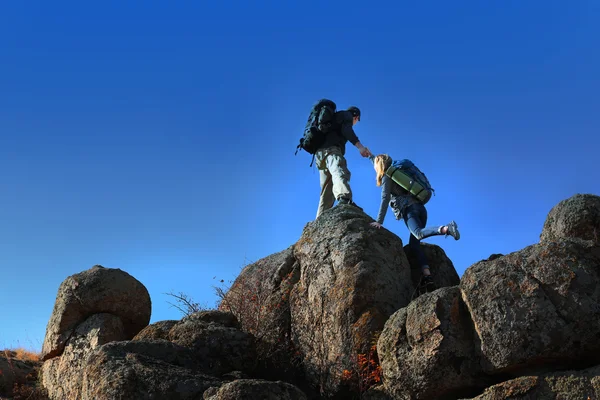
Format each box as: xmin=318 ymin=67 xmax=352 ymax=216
xmin=449 ymin=221 xmax=460 ymax=240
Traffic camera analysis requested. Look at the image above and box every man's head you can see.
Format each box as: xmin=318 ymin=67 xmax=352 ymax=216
xmin=347 ymin=106 xmax=361 ymax=125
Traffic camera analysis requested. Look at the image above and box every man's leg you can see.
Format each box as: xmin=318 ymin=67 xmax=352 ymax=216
xmin=316 ymin=168 xmax=335 ymax=219
xmin=324 ymin=147 xmax=352 ymax=203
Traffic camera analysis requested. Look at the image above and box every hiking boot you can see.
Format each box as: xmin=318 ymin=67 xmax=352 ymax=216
xmin=445 ymin=220 xmax=460 ymax=240
xmin=422 ymin=275 xmax=436 ymax=291
xmin=337 ymin=198 xmax=363 ymax=211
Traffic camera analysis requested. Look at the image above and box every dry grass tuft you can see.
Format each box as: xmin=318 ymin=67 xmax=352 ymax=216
xmin=1 ymin=346 xmax=48 ymax=399
xmin=5 ymin=347 xmax=41 ymax=363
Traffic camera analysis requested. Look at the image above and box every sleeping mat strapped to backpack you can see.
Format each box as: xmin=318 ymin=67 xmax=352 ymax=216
xmin=385 ymin=159 xmax=435 ymax=204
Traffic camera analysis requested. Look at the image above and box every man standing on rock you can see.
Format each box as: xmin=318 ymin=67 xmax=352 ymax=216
xmin=314 ymin=106 xmax=373 ymax=219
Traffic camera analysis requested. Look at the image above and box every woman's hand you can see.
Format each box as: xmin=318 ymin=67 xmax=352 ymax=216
xmin=370 ymin=222 xmax=382 ymax=229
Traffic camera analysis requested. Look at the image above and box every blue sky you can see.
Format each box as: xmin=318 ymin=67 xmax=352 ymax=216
xmin=1 ymin=0 xmax=598 ymax=351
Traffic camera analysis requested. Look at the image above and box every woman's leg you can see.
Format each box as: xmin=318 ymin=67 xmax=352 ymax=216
xmin=404 ymin=203 xmax=443 ymax=241
xmin=405 ymin=204 xmax=461 ymax=241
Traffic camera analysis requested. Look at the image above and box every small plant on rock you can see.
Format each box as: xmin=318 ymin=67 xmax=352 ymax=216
xmin=342 ymin=331 xmax=383 ymax=397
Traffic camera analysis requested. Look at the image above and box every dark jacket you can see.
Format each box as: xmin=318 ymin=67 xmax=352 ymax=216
xmin=319 ymin=110 xmax=360 ymax=155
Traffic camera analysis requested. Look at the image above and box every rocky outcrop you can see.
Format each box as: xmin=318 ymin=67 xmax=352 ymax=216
xmin=81 ymin=339 xmax=222 ymax=399
xmin=218 ymin=205 xmax=456 ymax=398
xmin=373 ymin=193 xmax=600 ymax=399
xmin=35 ymin=193 xmax=600 ymax=400
xmin=39 ymin=265 xmax=278 ymax=400
xmin=40 ymin=265 xmax=151 ymax=361
xmin=41 ymin=307 xmax=265 ymax=399
xmin=460 ymin=238 xmax=600 ymax=375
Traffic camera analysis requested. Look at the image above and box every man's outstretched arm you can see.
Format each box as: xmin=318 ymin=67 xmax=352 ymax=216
xmin=340 ymin=118 xmax=372 ymax=157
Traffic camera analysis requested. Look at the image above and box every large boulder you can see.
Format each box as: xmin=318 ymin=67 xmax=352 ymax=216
xmin=290 ymin=205 xmax=413 ymax=397
xmin=218 ymin=246 xmax=299 ymax=343
xmin=460 ymin=238 xmax=600 ymax=375
xmin=41 ymin=265 xmax=151 ymax=360
xmin=540 ymin=193 xmax=600 ymax=244
xmin=378 ymin=286 xmax=491 ymax=400
xmin=168 ymin=311 xmax=257 ymax=376
xmin=41 ymin=313 xmax=127 ymax=399
xmin=132 ymin=311 xmax=256 ymax=377
xmin=203 ymin=379 xmax=308 ymax=400
xmin=463 ymin=364 xmax=600 ymax=400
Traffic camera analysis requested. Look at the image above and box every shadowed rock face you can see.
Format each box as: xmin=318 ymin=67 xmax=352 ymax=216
xmin=167 ymin=311 xmax=257 ymax=376
xmin=403 ymin=242 xmax=461 ymax=289
xmin=378 ymin=287 xmax=492 ymax=400
xmin=41 ymin=265 xmax=152 ymax=361
xmin=81 ymin=340 xmax=222 ymax=400
xmin=540 ymin=193 xmax=600 ymax=244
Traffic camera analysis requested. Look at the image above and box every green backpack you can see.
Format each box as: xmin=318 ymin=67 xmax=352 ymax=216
xmin=385 ymin=159 xmax=435 ymax=204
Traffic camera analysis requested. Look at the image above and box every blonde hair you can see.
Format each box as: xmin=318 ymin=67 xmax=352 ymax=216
xmin=374 ymin=154 xmax=392 ymax=186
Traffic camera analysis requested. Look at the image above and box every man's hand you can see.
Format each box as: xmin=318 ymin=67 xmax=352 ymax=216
xmin=360 ymin=147 xmax=372 ymax=158
xmin=370 ymin=222 xmax=382 ymax=229
xmin=356 ymin=142 xmax=373 ymax=158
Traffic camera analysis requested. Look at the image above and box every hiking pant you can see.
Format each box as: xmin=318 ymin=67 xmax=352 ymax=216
xmin=314 ymin=146 xmax=352 ymax=219
xmin=402 ymin=203 xmax=444 ymax=273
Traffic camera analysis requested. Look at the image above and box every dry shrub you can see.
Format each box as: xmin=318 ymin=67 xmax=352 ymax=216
xmin=164 ymin=290 xmax=211 ymax=317
xmin=342 ymin=331 xmax=383 ymax=396
xmin=12 ymin=377 xmax=49 ymax=400
xmin=214 ymin=261 xmax=303 ymax=380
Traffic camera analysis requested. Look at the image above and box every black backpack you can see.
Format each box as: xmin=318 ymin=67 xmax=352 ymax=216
xmin=295 ymin=99 xmax=337 ymax=162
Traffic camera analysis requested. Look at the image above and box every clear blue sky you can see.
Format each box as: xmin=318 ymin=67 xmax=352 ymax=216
xmin=1 ymin=1 xmax=598 ymax=351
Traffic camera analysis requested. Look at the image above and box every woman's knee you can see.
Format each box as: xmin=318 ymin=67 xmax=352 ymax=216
xmin=410 ymin=229 xmax=425 ymax=241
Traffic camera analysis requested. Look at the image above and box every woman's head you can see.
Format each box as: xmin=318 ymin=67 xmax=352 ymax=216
xmin=373 ymin=154 xmax=392 ymax=186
